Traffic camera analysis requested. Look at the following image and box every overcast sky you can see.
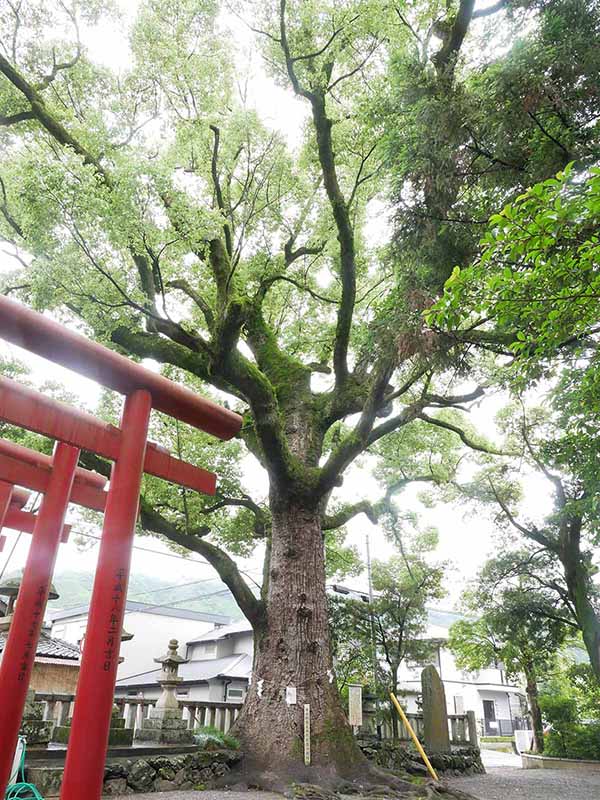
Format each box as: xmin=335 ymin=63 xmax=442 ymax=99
xmin=0 ymin=1 xmax=555 ymax=610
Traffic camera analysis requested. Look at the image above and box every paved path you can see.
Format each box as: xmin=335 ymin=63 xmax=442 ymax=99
xmin=480 ymin=749 xmax=521 ymax=768
xmin=447 ymin=748 xmax=600 ymax=800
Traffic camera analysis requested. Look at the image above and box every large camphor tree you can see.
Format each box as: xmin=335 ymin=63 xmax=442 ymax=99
xmin=1 ymin=0 xmax=596 ymax=788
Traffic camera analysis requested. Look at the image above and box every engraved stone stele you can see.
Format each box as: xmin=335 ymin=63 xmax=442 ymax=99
xmin=421 ymin=664 xmax=451 ymax=753
xmin=134 ymin=639 xmax=195 ymax=744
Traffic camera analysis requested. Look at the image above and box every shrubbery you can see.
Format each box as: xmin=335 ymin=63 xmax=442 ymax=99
xmin=193 ymin=725 xmax=240 ymax=751
xmin=540 ymin=686 xmax=600 ymax=760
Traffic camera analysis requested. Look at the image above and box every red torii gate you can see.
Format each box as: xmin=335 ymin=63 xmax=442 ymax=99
xmin=0 ymin=437 xmax=111 ymax=550
xmin=0 ymin=295 xmax=241 ymax=800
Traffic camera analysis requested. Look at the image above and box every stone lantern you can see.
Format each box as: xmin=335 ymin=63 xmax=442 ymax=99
xmin=154 ymin=638 xmax=188 ymax=714
xmin=133 ymin=638 xmax=194 ymax=744
xmin=0 ymin=573 xmax=59 ymax=632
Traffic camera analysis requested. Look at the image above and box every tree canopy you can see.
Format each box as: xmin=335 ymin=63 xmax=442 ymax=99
xmin=1 ymin=0 xmax=599 ymax=785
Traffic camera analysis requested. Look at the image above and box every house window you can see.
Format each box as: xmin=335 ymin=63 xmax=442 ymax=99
xmin=454 ymin=695 xmax=464 ymax=715
xmin=227 ymin=689 xmax=244 ymax=700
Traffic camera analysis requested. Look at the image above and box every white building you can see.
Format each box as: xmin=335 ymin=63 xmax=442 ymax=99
xmin=397 ymin=608 xmax=527 ymax=736
xmin=111 ymin=606 xmax=526 ymax=736
xmin=50 ymin=601 xmax=231 ymax=680
xmin=114 ymin=619 xmax=252 ymax=704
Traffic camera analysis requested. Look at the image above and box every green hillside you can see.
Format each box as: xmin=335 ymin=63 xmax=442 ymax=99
xmin=14 ymin=569 xmax=244 ymax=621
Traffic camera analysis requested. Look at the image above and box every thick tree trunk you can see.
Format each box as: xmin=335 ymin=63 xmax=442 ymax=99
xmin=232 ymin=497 xmax=366 ymax=786
xmin=524 ymin=667 xmax=544 ymax=754
xmin=562 ymin=553 xmax=600 ymax=683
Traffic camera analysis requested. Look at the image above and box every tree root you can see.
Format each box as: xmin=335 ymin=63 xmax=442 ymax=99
xmin=217 ymin=761 xmax=479 ymax=800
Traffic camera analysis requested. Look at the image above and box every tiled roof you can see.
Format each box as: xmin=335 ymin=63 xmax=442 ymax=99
xmin=186 ymin=619 xmax=252 ymax=645
xmin=0 ymin=631 xmax=80 ymax=661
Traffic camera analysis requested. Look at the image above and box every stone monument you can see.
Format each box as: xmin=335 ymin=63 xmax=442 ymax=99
xmin=20 ymin=690 xmax=54 ymax=748
xmin=421 ymin=664 xmax=450 ymax=753
xmin=134 ymin=638 xmax=195 ymax=744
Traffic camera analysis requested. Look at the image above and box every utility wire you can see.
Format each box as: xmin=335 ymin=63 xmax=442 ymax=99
xmin=0 ymin=532 xmax=22 ymax=583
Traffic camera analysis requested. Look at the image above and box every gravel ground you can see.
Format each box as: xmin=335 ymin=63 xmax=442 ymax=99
xmin=113 ymin=792 xmax=283 ymax=800
xmin=448 ymin=765 xmax=600 ymax=800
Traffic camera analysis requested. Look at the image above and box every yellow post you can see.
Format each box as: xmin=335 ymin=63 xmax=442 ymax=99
xmin=389 ymin=692 xmax=439 ymax=782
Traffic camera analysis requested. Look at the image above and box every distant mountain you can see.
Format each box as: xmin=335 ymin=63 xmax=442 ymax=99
xmin=9 ymin=569 xmax=244 ymax=621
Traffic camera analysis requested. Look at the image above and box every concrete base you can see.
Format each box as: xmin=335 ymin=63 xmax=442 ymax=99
xmin=522 ymin=752 xmax=600 ymax=772
xmin=134 ymin=709 xmax=195 ymax=745
xmin=52 ymin=724 xmax=134 ymax=746
xmin=134 ymin=727 xmax=195 ymax=745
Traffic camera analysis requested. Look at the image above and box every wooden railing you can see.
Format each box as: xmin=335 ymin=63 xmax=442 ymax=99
xmin=35 ymin=692 xmax=477 ymax=746
xmin=34 ymin=693 xmax=243 ymax=736
xmin=366 ymin=709 xmax=478 ymax=746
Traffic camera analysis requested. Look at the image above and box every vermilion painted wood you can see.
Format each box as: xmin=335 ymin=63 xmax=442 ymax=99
xmin=0 ymin=295 xmax=241 ymax=440
xmin=3 ymin=507 xmax=71 ymax=542
xmin=0 ymin=377 xmax=217 ymax=496
xmin=0 ymin=437 xmax=106 ymax=489
xmin=0 ymin=453 xmax=107 ymax=512
xmin=0 ymin=443 xmax=79 ymax=798
xmin=60 ymin=391 xmax=152 ymax=800
xmin=0 ymin=535 xmax=5 ymax=552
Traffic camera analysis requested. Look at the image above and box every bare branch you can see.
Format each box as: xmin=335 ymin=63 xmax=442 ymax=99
xmin=257 ymin=274 xmax=338 ymax=305
xmin=167 ymin=278 xmax=215 ymax=331
xmin=209 ymin=124 xmax=234 ymax=259
xmin=139 ymin=498 xmax=266 ymax=629
xmin=472 ymin=0 xmax=506 ymax=18
xmin=418 ymin=411 xmax=507 ymax=455
xmin=0 ymin=110 xmax=34 ymax=126
xmin=487 ymin=477 xmax=559 ymax=555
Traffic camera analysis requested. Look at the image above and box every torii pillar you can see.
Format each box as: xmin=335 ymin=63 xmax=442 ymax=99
xmin=60 ymin=390 xmax=152 ymax=798
xmin=0 ymin=443 xmax=80 ymax=784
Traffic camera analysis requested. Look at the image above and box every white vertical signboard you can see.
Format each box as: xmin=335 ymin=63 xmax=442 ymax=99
xmin=348 ymin=684 xmax=363 ymax=728
xmin=303 ymin=704 xmax=311 ymax=765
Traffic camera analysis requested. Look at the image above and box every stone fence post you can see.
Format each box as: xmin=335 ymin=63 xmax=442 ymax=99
xmin=466 ymin=710 xmax=478 ymax=748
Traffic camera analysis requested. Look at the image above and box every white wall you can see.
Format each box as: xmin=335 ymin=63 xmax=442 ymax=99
xmin=187 ymin=631 xmax=254 ymax=662
xmin=51 ymin=611 xmax=217 ymax=679
xmin=119 ymin=612 xmax=217 ymax=679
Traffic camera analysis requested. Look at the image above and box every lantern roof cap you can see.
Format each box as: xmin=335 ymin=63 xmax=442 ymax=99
xmin=154 ymin=638 xmax=188 ymax=666
xmin=0 ymin=572 xmax=59 ymax=600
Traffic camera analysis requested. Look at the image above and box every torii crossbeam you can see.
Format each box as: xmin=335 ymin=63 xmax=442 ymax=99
xmin=0 ymin=295 xmax=242 ymax=800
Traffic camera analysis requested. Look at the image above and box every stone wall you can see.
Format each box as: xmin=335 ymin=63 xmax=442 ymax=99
xmin=27 ymin=749 xmax=242 ymax=797
xmin=359 ymin=739 xmax=485 ymax=777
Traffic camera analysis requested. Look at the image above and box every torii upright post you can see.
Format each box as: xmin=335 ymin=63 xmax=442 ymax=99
xmin=60 ymin=391 xmax=151 ymax=799
xmin=0 ymin=442 xmax=80 ymax=792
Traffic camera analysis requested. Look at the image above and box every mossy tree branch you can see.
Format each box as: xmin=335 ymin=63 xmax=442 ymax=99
xmin=139 ymin=498 xmax=266 ymax=629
